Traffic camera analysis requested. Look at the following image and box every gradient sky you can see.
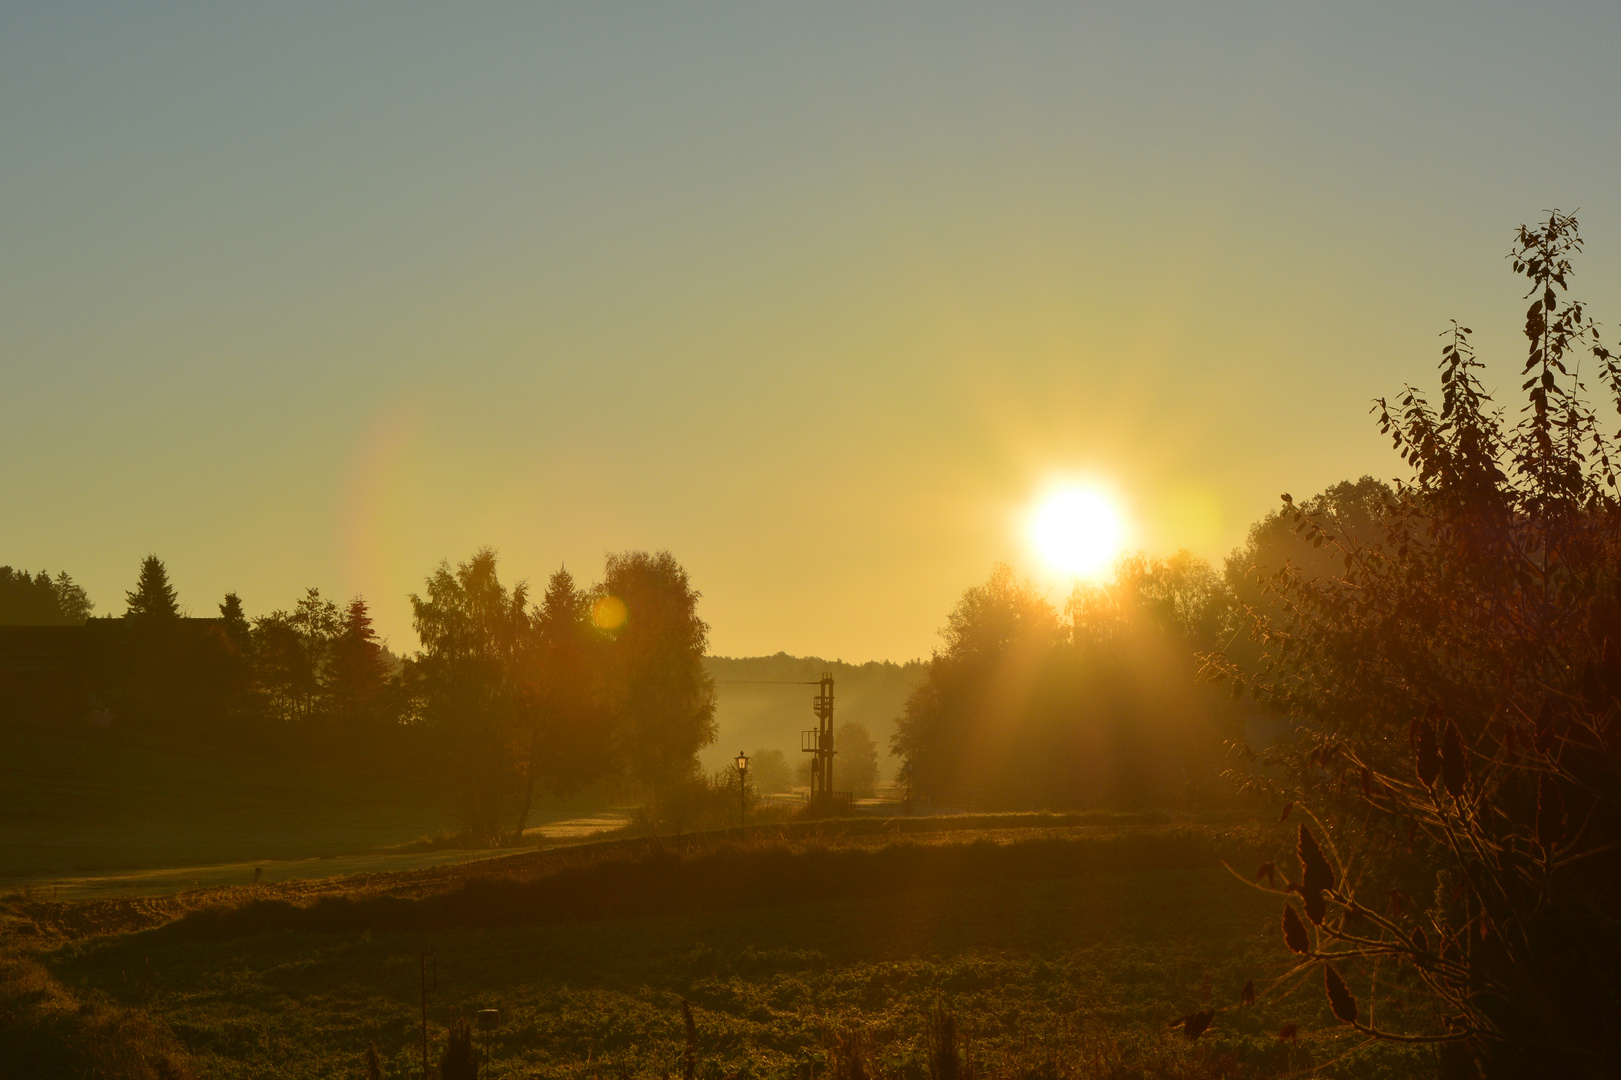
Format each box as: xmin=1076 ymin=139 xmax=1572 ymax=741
xmin=4 ymin=3 xmax=1620 ymax=661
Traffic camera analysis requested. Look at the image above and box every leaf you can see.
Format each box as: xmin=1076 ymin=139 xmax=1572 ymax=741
xmin=1279 ymin=802 xmax=1294 ymax=822
xmin=1282 ymin=904 xmax=1311 ymax=954
xmin=1325 ymin=965 xmax=1358 ymax=1024
xmin=1412 ymin=926 xmax=1428 ymax=954
xmin=1256 ymin=862 xmax=1276 ymax=886
xmin=1278 ymin=1023 xmax=1298 ymax=1042
xmin=1241 ymin=980 xmax=1256 ymax=1006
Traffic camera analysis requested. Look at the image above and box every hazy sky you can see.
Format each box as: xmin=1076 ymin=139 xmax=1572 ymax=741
xmin=4 ymin=3 xmax=1619 ymax=661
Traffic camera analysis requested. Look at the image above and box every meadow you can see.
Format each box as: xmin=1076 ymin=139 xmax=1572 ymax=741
xmin=2 ymin=817 xmax=1435 ymax=1080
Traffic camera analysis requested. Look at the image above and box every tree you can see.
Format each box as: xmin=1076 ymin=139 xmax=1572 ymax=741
xmin=409 ymin=549 xmax=532 ymax=839
xmin=596 ymin=551 xmax=717 ymax=799
xmin=254 ymin=588 xmax=339 ymax=726
xmin=219 ymin=592 xmax=251 ymax=651
xmin=1213 ymin=213 xmax=1621 ymax=1079
xmin=124 ymin=555 xmax=179 ymax=619
xmin=511 ymin=567 xmax=610 ymax=838
xmin=114 ymin=555 xmax=186 ymax=727
xmin=895 ymin=559 xmax=1238 ymax=809
xmin=54 ymin=573 xmax=93 ymax=623
xmin=208 ymin=591 xmax=259 ymax=729
xmin=0 ymin=568 xmax=92 ymax=624
xmin=836 ymin=722 xmax=880 ymax=796
xmin=748 ymin=747 xmax=793 ymax=794
xmin=324 ymin=596 xmax=393 ymax=736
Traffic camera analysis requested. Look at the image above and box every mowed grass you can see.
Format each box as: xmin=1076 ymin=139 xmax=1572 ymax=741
xmin=0 ymin=728 xmax=456 ymax=889
xmin=29 ymin=822 xmax=1432 ymax=1080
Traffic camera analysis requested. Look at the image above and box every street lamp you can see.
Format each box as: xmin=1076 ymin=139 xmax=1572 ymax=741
xmin=735 ymin=751 xmax=749 ymax=827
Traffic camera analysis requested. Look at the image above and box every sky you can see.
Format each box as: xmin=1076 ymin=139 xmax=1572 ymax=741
xmin=4 ymin=3 xmax=1620 ymax=661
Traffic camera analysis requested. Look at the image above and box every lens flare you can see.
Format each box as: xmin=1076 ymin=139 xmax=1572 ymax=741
xmin=592 ymin=595 xmax=628 ymax=631
xmin=1030 ymin=486 xmax=1126 ymax=578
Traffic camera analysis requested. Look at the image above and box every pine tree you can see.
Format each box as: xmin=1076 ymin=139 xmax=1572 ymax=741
xmin=325 ymin=596 xmax=391 ymax=731
xmin=124 ymin=555 xmax=179 ymax=619
xmin=210 ymin=591 xmax=259 ymax=726
xmin=219 ymin=592 xmax=252 ymax=652
xmin=52 ymin=572 xmax=93 ymax=622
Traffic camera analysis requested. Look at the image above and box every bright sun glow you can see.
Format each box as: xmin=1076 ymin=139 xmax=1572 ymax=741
xmin=1030 ymin=486 xmax=1127 ymax=578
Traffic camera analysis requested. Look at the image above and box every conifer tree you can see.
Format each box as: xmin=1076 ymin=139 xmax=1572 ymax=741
xmin=124 ymin=555 xmax=179 ymax=619
xmin=219 ymin=592 xmax=252 ymax=651
xmin=325 ymin=596 xmax=392 ymax=731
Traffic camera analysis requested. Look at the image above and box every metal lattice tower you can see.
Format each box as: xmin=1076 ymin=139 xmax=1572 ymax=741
xmin=801 ymin=672 xmax=836 ymax=809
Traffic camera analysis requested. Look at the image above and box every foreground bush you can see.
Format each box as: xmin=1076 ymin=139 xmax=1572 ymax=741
xmin=1215 ymin=213 xmax=1621 ymax=1078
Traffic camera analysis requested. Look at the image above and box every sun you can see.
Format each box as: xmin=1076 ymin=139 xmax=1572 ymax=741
xmin=1029 ymin=485 xmax=1127 ymax=578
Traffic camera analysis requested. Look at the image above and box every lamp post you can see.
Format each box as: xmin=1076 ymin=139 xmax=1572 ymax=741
xmin=735 ymin=751 xmax=749 ymax=827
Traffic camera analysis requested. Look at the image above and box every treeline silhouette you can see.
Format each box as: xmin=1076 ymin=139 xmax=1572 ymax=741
xmin=0 ymin=567 xmax=93 ymax=624
xmin=0 ymin=548 xmax=716 ymax=840
xmin=889 ymin=495 xmax=1392 ymax=811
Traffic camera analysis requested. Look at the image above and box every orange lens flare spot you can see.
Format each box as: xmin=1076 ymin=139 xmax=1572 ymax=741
xmin=592 ymin=595 xmax=628 ymax=631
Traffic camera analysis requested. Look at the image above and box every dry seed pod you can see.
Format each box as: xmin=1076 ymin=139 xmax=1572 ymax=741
xmin=1303 ymin=887 xmax=1327 ymax=926
xmin=1282 ymin=904 xmax=1311 ymax=954
xmin=1240 ymin=980 xmax=1256 ymax=1006
xmin=1186 ymin=1009 xmax=1213 ymax=1040
xmin=1256 ymin=862 xmax=1275 ymax=886
xmin=1324 ymin=965 xmax=1358 ymax=1024
xmin=1298 ymin=825 xmax=1335 ymax=894
xmin=1278 ymin=1023 xmax=1298 ymax=1042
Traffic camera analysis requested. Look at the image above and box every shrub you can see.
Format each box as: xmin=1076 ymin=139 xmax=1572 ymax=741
xmin=1214 ymin=213 xmax=1621 ymax=1078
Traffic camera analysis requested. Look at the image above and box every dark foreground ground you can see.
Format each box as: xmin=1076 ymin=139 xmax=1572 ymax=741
xmin=1 ymin=816 xmax=1434 ymax=1080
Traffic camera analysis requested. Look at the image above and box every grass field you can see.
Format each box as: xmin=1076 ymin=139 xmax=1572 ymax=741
xmin=3 ymin=817 xmax=1435 ymax=1080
